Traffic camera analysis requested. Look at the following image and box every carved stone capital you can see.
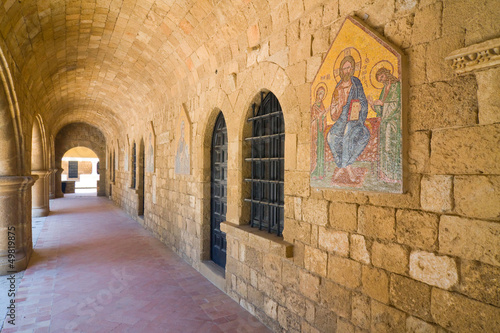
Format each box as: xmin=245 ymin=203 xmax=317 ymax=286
xmin=446 ymin=37 xmax=500 ymax=74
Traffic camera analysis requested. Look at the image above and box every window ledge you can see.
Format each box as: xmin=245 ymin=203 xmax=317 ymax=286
xmin=221 ymin=222 xmax=293 ymax=258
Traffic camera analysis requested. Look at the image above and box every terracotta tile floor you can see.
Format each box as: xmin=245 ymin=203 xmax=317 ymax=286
xmin=2 ymin=195 xmax=270 ymax=333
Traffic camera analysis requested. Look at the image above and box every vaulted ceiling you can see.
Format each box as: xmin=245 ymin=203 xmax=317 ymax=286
xmin=0 ymin=0 xmax=279 ymax=137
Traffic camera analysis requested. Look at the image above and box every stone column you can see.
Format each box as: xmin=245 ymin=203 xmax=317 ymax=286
xmin=49 ymin=168 xmax=56 ymax=199
xmin=0 ymin=176 xmax=37 ymax=274
xmin=32 ymin=170 xmax=50 ymax=217
xmin=55 ymin=167 xmax=64 ymax=198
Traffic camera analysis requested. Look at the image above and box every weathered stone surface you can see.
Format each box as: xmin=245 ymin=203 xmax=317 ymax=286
xmin=420 ymin=175 xmax=453 ymax=213
xmin=352 ymin=292 xmax=371 ymax=330
xmin=328 ymin=255 xmax=361 ymax=289
xmin=406 ymin=316 xmax=437 ymax=333
xmin=407 ymin=43 xmax=427 ymax=86
xmin=384 ymin=15 xmax=414 ymax=49
xmin=430 ymin=124 xmax=500 ymax=175
xmin=299 ymin=270 xmax=320 ymax=302
xmin=314 ymin=305 xmax=338 ymax=333
xmin=304 ymin=245 xmax=327 ymax=277
xmin=371 ymin=300 xmax=406 ymax=333
xmin=409 ymin=251 xmax=458 ymax=290
xmin=454 ymin=176 xmax=500 ymax=220
xmin=263 ymin=254 xmax=282 ymax=282
xmin=442 ymin=0 xmax=500 ymax=45
xmin=329 ymin=202 xmax=358 ymax=232
xmin=476 ymin=67 xmax=500 ymax=125
xmin=283 ymin=218 xmax=311 ymax=244
xmin=408 ymin=131 xmax=430 ymax=174
xmin=426 ymin=33 xmax=465 ymax=82
xmin=458 ymin=260 xmax=500 ymax=307
xmin=318 ymin=227 xmax=349 ymax=257
xmin=358 ymin=206 xmax=395 ymax=241
xmin=319 ymin=279 xmax=351 ymax=318
xmin=390 ymin=274 xmax=432 ymax=320
xmin=372 ymin=241 xmax=408 ymax=275
xmin=301 ymin=198 xmax=328 ymax=226
xmin=439 ymin=215 xmax=500 ymax=266
xmin=396 ymin=209 xmax=439 ymax=251
xmin=362 ymin=265 xmax=389 ymax=304
xmin=409 ymin=76 xmax=478 ymax=132
xmin=350 ymin=234 xmax=370 ymax=265
xmin=431 ymin=288 xmax=500 ymax=332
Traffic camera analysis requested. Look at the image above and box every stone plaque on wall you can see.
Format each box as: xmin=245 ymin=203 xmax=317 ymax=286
xmin=146 ymin=121 xmax=155 ymax=173
xmin=310 ymin=16 xmax=404 ymax=193
xmin=174 ymin=104 xmax=191 ymax=175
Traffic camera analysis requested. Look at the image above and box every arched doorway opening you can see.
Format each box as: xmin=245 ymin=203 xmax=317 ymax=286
xmin=61 ymin=147 xmax=100 ymax=194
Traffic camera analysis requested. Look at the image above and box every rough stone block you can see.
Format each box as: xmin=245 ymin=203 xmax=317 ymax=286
xmin=431 ymin=288 xmax=500 ymax=332
xmin=454 ymin=175 xmax=500 ymax=220
xmin=301 ymin=198 xmax=328 ymax=226
xmin=263 ymin=254 xmax=282 ymax=282
xmin=319 ymin=279 xmax=351 ymax=318
xmin=390 ymin=274 xmax=432 ymax=320
xmin=371 ymin=300 xmax=406 ymax=333
xmin=284 ymin=171 xmax=310 ymax=197
xmin=396 ymin=209 xmax=439 ymax=251
xmin=409 ymin=251 xmax=458 ymax=289
xmin=409 ymin=76 xmax=478 ymax=132
xmin=362 ymin=265 xmax=389 ymax=304
xmin=420 ymin=175 xmax=452 ymax=213
xmin=412 ymin=2 xmax=442 ymax=44
xmin=328 ymin=255 xmax=361 ymax=289
xmin=283 ymin=218 xmax=311 ymax=244
xmin=407 ymin=43 xmax=427 ymax=86
xmin=372 ymin=241 xmax=408 ymax=275
xmin=408 ymin=130 xmax=430 ymax=174
xmin=426 ymin=33 xmax=465 ymax=82
xmin=318 ymin=227 xmax=349 ymax=257
xmin=476 ymin=67 xmax=500 ymax=125
xmin=304 ymin=245 xmax=327 ymax=277
xmin=458 ymin=260 xmax=500 ymax=307
xmin=406 ymin=316 xmax=437 ymax=333
xmin=350 ymin=234 xmax=370 ymax=265
xmin=352 ymin=292 xmax=371 ymax=330
xmin=358 ymin=206 xmax=395 ymax=241
xmin=299 ymin=270 xmax=320 ymax=302
xmin=329 ymin=202 xmax=358 ymax=232
xmin=430 ymin=124 xmax=500 ymax=175
xmin=285 ymin=289 xmax=306 ymax=317
xmin=264 ymin=297 xmax=278 ymax=320
xmin=384 ymin=15 xmax=414 ymax=49
xmin=439 ymin=215 xmax=500 ymax=266
xmin=314 ymin=305 xmax=338 ymax=333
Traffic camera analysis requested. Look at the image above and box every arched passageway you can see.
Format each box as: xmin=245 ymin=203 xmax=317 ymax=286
xmin=61 ymin=147 xmax=100 ymax=194
xmin=54 ymin=123 xmax=107 ymax=198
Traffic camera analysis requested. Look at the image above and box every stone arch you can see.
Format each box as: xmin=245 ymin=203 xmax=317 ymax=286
xmin=31 ymin=115 xmax=50 ymax=217
xmin=0 ymin=47 xmax=35 ymax=274
xmin=55 ymin=123 xmax=107 ymax=197
xmin=232 ymin=62 xmax=300 ymax=226
xmin=0 ymin=48 xmax=24 ymax=176
xmin=197 ymin=88 xmax=234 ymax=265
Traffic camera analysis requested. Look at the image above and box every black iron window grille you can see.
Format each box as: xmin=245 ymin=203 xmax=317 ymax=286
xmin=68 ymin=161 xmax=78 ymax=179
xmin=245 ymin=92 xmax=285 ymax=236
xmin=132 ymin=143 xmax=136 ymax=188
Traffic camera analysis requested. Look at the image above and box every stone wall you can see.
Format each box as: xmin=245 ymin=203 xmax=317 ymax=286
xmin=103 ymin=1 xmax=500 ymax=332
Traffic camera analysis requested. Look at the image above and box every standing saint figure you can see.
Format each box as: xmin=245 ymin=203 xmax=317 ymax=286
xmin=175 ymin=121 xmax=190 ymax=174
xmin=327 ymin=55 xmax=370 ymax=182
xmin=368 ymin=67 xmax=401 ymax=183
xmin=311 ymin=85 xmax=327 ymax=179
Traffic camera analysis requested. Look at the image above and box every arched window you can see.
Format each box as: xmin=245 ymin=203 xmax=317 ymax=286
xmin=245 ymin=92 xmax=284 ymax=236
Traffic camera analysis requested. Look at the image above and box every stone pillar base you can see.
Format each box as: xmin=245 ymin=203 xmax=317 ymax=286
xmin=32 ymin=206 xmax=50 ymax=218
xmin=0 ymin=176 xmax=36 ymax=275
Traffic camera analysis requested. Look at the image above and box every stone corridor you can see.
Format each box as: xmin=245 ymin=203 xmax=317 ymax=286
xmin=1 ymin=195 xmax=270 ymax=333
